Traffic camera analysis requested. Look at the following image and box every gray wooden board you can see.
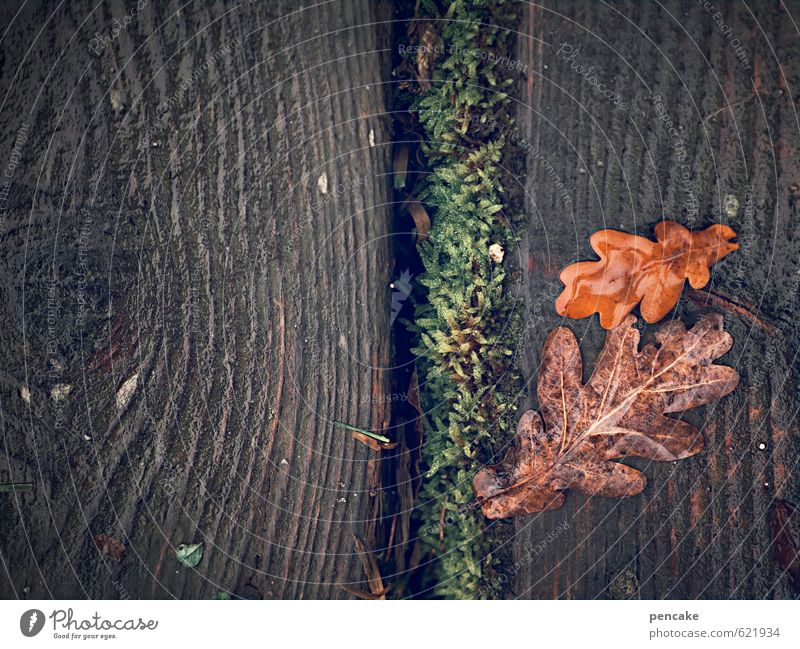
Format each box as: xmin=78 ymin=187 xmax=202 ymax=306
xmin=0 ymin=0 xmax=395 ymax=599
xmin=512 ymin=0 xmax=800 ymax=599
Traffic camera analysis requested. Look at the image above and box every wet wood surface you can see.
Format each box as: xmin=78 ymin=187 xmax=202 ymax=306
xmin=514 ymin=0 xmax=800 ymax=599
xmin=3 ymin=0 xmax=799 ymax=602
xmin=0 ymin=0 xmax=394 ymax=599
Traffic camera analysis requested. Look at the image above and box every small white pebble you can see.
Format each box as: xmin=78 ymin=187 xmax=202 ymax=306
xmin=369 ymin=128 xmax=376 ymax=147
xmin=488 ymin=243 xmax=505 ymax=263
xmin=83 ymin=435 xmax=92 ymax=442
xmin=115 ymin=373 xmax=139 ymax=410
xmin=758 ymin=442 xmax=766 ymax=450
xmin=110 ymin=87 xmax=125 ymax=112
xmin=51 ymin=384 xmax=72 ymax=401
xmin=20 ymin=386 xmax=31 ymax=404
xmin=723 ymin=194 xmax=740 ymax=218
xmin=337 ymin=497 xmax=346 ymax=503
xmin=280 ymin=458 xmax=288 ymax=465
xmin=317 ymin=173 xmax=328 ymax=194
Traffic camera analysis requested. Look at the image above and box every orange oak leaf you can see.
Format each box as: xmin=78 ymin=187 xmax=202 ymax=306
xmin=473 ymin=313 xmax=739 ymax=519
xmin=555 ymin=222 xmax=739 ymax=329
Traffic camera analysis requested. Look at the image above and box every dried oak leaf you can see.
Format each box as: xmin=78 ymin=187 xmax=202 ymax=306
xmin=413 ymin=20 xmax=438 ymax=90
xmin=473 ymin=313 xmax=739 ymax=519
xmin=94 ymin=534 xmax=125 ymax=561
xmin=352 ymin=430 xmax=398 ymax=452
xmin=556 ymin=222 xmax=739 ymax=329
xmin=339 ymin=533 xmax=390 ymax=600
xmin=403 ymin=198 xmax=431 ymax=242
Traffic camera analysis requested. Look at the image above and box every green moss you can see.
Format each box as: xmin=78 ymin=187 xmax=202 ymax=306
xmin=399 ymin=0 xmax=524 ymax=598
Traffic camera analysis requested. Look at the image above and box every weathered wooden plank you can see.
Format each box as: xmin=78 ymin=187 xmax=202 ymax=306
xmin=0 ymin=0 xmax=394 ymax=599
xmin=514 ymin=0 xmax=800 ymax=599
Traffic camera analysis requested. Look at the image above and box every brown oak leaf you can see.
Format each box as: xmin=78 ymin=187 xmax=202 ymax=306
xmin=555 ymin=222 xmax=738 ymax=329
xmin=473 ymin=313 xmax=739 ymax=519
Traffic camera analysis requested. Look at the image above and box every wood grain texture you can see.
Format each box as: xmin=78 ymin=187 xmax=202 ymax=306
xmin=0 ymin=0 xmax=394 ymax=599
xmin=513 ymin=0 xmax=800 ymax=599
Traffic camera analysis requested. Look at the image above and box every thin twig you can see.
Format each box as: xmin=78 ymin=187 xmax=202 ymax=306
xmin=703 ymin=90 xmax=758 ymax=124
xmin=687 ymin=288 xmax=777 ymax=334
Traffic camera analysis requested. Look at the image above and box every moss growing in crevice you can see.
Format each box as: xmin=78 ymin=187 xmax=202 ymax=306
xmin=396 ymin=0 xmax=526 ymax=598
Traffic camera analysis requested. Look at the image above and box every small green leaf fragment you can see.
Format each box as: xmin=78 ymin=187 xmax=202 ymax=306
xmin=333 ymin=420 xmax=391 ymax=444
xmin=175 ymin=542 xmax=203 ymax=568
